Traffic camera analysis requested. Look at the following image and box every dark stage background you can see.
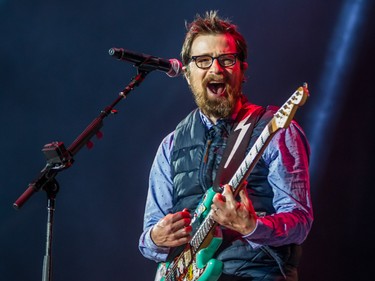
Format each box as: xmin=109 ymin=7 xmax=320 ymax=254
xmin=1 ymin=1 xmax=374 ymax=280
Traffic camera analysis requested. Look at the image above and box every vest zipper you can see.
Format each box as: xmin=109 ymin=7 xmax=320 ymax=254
xmin=203 ymin=139 xmax=212 ymax=163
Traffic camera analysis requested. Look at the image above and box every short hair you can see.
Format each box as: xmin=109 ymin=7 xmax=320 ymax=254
xmin=181 ymin=10 xmax=247 ymax=67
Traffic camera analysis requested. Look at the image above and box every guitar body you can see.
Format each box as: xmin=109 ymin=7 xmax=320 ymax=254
xmin=155 ymin=188 xmax=223 ymax=281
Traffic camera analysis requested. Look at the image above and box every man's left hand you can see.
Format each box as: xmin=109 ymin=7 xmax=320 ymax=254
xmin=211 ymin=184 xmax=257 ymax=235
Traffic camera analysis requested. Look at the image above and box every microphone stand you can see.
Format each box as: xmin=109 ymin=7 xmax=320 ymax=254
xmin=13 ymin=68 xmax=150 ymax=281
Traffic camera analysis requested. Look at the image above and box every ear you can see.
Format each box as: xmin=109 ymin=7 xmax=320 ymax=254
xmin=182 ymin=66 xmax=191 ymax=85
xmin=242 ymin=62 xmax=248 ymax=72
xmin=241 ymin=62 xmax=248 ymax=82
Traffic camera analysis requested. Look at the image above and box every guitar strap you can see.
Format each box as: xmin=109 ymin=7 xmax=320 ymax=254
xmin=213 ymin=105 xmax=265 ymax=192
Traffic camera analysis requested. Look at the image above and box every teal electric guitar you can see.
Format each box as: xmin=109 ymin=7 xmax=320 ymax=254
xmin=155 ymin=84 xmax=309 ymax=281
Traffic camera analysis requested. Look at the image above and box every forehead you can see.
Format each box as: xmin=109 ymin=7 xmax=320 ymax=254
xmin=191 ymin=34 xmax=237 ymax=56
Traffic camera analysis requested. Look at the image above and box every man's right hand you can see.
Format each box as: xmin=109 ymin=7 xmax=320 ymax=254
xmin=150 ymin=208 xmax=192 ymax=248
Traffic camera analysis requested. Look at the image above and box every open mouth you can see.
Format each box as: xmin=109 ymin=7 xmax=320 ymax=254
xmin=207 ymin=82 xmax=226 ymax=96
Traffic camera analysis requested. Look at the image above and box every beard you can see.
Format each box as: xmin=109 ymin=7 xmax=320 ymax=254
xmin=189 ymin=73 xmax=243 ymax=119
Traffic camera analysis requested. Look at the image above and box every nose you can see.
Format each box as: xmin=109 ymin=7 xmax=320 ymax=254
xmin=209 ymin=58 xmax=224 ymax=73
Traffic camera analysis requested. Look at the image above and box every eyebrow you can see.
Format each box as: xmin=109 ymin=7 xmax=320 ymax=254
xmin=190 ymin=53 xmax=211 ymax=57
xmin=191 ymin=53 xmax=233 ymax=57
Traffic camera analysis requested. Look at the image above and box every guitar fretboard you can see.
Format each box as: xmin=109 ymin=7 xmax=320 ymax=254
xmin=190 ymin=216 xmax=215 ymax=252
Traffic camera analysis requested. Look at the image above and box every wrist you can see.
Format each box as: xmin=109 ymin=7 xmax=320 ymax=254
xmin=150 ymin=225 xmax=161 ymax=246
xmin=240 ymin=218 xmax=258 ymax=236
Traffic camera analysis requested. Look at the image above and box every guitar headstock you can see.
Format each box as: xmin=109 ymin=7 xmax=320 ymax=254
xmin=273 ymin=83 xmax=309 ymax=129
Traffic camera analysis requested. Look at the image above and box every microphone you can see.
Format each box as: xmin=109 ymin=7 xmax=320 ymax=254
xmin=109 ymin=47 xmax=183 ymax=77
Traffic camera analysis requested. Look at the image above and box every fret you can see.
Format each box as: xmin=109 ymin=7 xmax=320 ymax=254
xmin=190 ymin=216 xmax=216 ymax=252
